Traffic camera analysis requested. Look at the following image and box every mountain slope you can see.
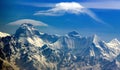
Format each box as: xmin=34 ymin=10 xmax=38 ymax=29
xmin=0 ymin=32 xmax=10 ymax=38
xmin=0 ymin=23 xmax=120 ymax=70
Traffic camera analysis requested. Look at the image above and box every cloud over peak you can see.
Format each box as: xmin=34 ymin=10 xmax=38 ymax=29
xmin=7 ymin=19 xmax=48 ymax=26
xmin=34 ymin=2 xmax=85 ymax=16
xmin=54 ymin=2 xmax=84 ymax=14
xmin=34 ymin=2 xmax=106 ymax=25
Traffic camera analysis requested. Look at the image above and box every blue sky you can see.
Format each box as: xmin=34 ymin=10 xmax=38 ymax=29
xmin=0 ymin=0 xmax=120 ymax=41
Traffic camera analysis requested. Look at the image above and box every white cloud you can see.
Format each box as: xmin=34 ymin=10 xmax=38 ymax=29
xmin=34 ymin=2 xmax=105 ymax=24
xmin=34 ymin=2 xmax=85 ymax=16
xmin=7 ymin=19 xmax=48 ymax=26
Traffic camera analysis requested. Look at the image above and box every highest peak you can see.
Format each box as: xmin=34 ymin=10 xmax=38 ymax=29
xmin=15 ymin=23 xmax=39 ymax=37
xmin=19 ymin=23 xmax=36 ymax=31
xmin=67 ymin=31 xmax=80 ymax=37
xmin=20 ymin=23 xmax=34 ymax=28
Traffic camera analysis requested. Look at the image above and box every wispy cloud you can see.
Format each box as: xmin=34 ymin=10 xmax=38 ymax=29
xmin=81 ymin=1 xmax=120 ymax=10
xmin=33 ymin=2 xmax=105 ymax=24
xmin=19 ymin=2 xmax=115 ymax=25
xmin=20 ymin=1 xmax=120 ymax=10
xmin=34 ymin=2 xmax=84 ymax=16
xmin=7 ymin=19 xmax=48 ymax=26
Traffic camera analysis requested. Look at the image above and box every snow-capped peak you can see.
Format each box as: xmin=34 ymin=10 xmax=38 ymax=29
xmin=15 ymin=23 xmax=39 ymax=38
xmin=67 ymin=31 xmax=80 ymax=37
xmin=15 ymin=23 xmax=45 ymax=47
xmin=109 ymin=38 xmax=120 ymax=44
xmin=20 ymin=23 xmax=35 ymax=31
xmin=107 ymin=38 xmax=120 ymax=47
xmin=0 ymin=32 xmax=10 ymax=37
xmin=21 ymin=23 xmax=33 ymax=26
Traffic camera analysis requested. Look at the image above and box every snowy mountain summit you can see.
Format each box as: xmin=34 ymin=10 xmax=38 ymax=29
xmin=15 ymin=23 xmax=39 ymax=37
xmin=14 ymin=23 xmax=44 ymax=47
xmin=67 ymin=31 xmax=80 ymax=37
xmin=0 ymin=23 xmax=120 ymax=70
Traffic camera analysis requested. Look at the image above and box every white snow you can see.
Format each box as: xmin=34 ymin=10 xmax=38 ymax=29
xmin=27 ymin=36 xmax=44 ymax=47
xmin=107 ymin=38 xmax=120 ymax=47
xmin=90 ymin=50 xmax=95 ymax=56
xmin=0 ymin=32 xmax=10 ymax=37
xmin=103 ymin=38 xmax=120 ymax=61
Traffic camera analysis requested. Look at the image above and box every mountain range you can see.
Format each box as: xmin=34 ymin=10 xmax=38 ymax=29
xmin=0 ymin=23 xmax=120 ymax=70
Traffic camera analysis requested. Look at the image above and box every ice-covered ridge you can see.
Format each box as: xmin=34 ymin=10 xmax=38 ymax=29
xmin=107 ymin=38 xmax=120 ymax=47
xmin=0 ymin=32 xmax=10 ymax=37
